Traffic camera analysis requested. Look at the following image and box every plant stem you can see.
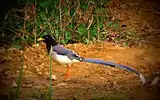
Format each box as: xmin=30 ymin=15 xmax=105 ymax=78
xmin=5 ymin=28 xmax=22 ymax=38
xmin=59 ymin=0 xmax=63 ymax=42
xmin=49 ymin=47 xmax=53 ymax=100
xmin=87 ymin=14 xmax=93 ymax=41
xmin=96 ymin=11 xmax=100 ymax=40
xmin=15 ymin=56 xmax=24 ymax=100
xmin=62 ymin=1 xmax=80 ymax=31
xmin=87 ymin=30 xmax=90 ymax=41
xmin=23 ymin=7 xmax=27 ymax=38
xmin=33 ymin=0 xmax=37 ymax=45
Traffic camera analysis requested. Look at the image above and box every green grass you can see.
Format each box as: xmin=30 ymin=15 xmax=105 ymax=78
xmin=4 ymin=0 xmax=138 ymax=46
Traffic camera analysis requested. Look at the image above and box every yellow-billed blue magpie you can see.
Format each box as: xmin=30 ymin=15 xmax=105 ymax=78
xmin=37 ymin=35 xmax=146 ymax=84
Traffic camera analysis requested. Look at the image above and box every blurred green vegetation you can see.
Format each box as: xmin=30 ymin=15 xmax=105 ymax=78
xmin=3 ymin=0 xmax=138 ymax=47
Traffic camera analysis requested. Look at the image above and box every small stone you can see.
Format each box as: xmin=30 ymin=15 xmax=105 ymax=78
xmin=36 ymin=44 xmax=39 ymax=47
xmin=57 ymin=83 xmax=67 ymax=87
xmin=52 ymin=75 xmax=57 ymax=80
xmin=23 ymin=65 xmax=27 ymax=68
xmin=12 ymin=81 xmax=17 ymax=87
xmin=32 ymin=44 xmax=39 ymax=47
xmin=38 ymin=72 xmax=42 ymax=75
xmin=23 ymin=84 xmax=32 ymax=88
xmin=150 ymin=77 xmax=159 ymax=86
xmin=100 ymin=77 xmax=105 ymax=80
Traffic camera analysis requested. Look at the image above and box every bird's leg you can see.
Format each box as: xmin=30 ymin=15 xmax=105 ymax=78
xmin=65 ymin=65 xmax=70 ymax=78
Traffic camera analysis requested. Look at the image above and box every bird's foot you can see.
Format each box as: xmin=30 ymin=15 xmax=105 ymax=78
xmin=64 ymin=74 xmax=70 ymax=79
xmin=64 ymin=76 xmax=71 ymax=82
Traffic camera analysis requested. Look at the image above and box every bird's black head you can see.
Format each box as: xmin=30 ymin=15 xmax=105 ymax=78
xmin=38 ymin=35 xmax=58 ymax=46
xmin=38 ymin=35 xmax=58 ymax=53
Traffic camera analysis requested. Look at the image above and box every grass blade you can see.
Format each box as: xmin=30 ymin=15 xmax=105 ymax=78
xmin=49 ymin=47 xmax=53 ymax=100
xmin=15 ymin=56 xmax=24 ymax=100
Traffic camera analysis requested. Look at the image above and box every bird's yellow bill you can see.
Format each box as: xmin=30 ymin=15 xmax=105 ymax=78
xmin=37 ymin=38 xmax=44 ymax=42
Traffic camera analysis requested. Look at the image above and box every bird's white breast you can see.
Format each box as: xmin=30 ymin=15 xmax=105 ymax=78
xmin=50 ymin=51 xmax=80 ymax=65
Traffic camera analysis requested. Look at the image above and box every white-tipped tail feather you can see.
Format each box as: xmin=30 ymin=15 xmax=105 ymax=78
xmin=139 ymin=73 xmax=146 ymax=84
xmin=83 ymin=58 xmax=146 ymax=84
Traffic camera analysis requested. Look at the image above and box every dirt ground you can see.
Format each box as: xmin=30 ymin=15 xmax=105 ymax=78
xmin=0 ymin=0 xmax=160 ymax=100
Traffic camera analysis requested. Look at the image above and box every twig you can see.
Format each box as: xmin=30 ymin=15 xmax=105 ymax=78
xmin=72 ymin=1 xmax=80 ymax=17
xmin=11 ymin=8 xmax=24 ymax=13
xmin=5 ymin=28 xmax=23 ymax=38
xmin=96 ymin=10 xmax=100 ymax=40
xmin=61 ymin=1 xmax=77 ymax=17
xmin=43 ymin=16 xmax=57 ymax=37
xmin=87 ymin=0 xmax=91 ymax=11
xmin=37 ymin=25 xmax=48 ymax=36
xmin=59 ymin=0 xmax=63 ymax=42
xmin=23 ymin=7 xmax=27 ymax=38
xmin=11 ymin=14 xmax=33 ymax=22
xmin=11 ymin=15 xmax=27 ymax=20
xmin=88 ymin=30 xmax=90 ymax=41
xmin=33 ymin=0 xmax=37 ymax=45
xmin=73 ymin=23 xmax=81 ymax=31
xmin=87 ymin=14 xmax=93 ymax=41
xmin=62 ymin=1 xmax=80 ymax=30
xmin=87 ymin=14 xmax=93 ymax=30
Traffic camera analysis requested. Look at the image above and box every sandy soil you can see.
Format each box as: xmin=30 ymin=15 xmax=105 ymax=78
xmin=0 ymin=42 xmax=160 ymax=100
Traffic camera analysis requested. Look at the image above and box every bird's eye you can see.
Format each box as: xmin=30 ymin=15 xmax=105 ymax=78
xmin=73 ymin=53 xmax=80 ymax=57
xmin=74 ymin=54 xmax=78 ymax=57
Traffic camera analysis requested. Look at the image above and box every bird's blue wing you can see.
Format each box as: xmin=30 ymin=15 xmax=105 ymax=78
xmin=53 ymin=45 xmax=70 ymax=55
xmin=52 ymin=45 xmax=83 ymax=61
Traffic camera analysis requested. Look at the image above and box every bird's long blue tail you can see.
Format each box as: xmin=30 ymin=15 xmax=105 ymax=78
xmin=82 ymin=58 xmax=146 ymax=84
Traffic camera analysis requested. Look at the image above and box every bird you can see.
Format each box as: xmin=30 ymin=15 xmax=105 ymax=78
xmin=37 ymin=35 xmax=146 ymax=84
